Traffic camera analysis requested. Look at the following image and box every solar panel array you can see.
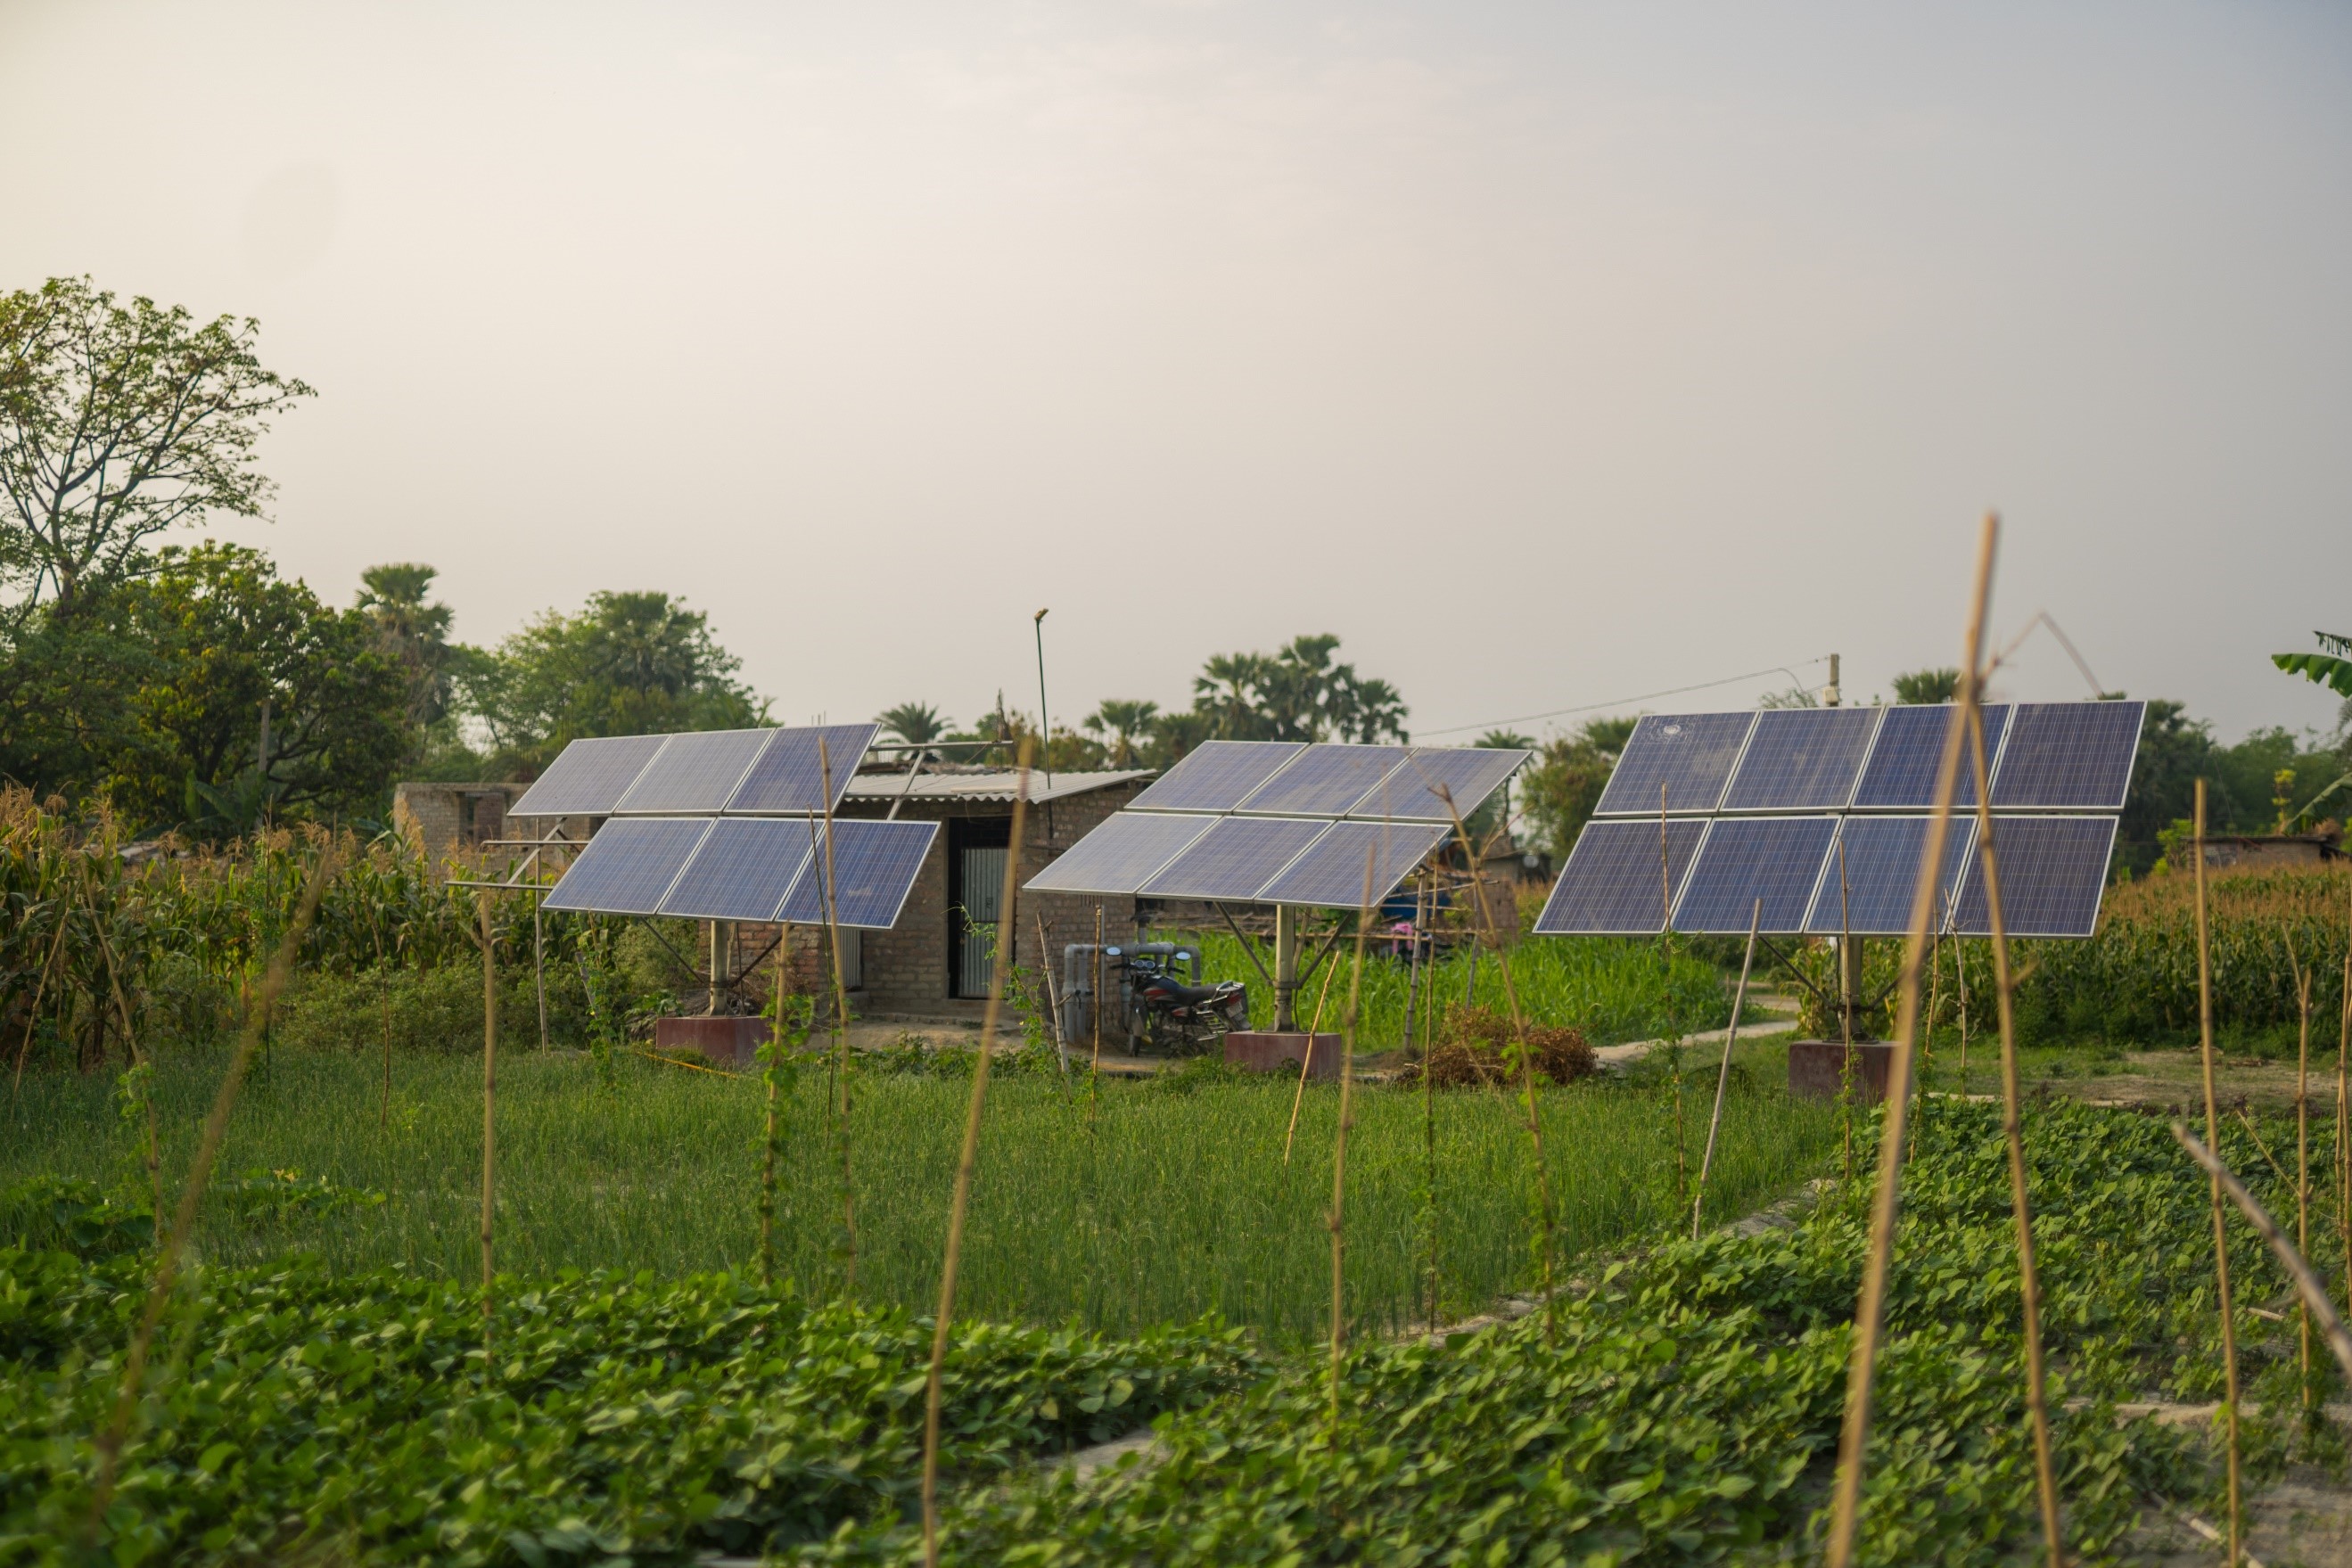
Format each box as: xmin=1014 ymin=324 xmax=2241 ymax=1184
xmin=1536 ymin=701 xmax=2143 ymax=939
xmin=542 ymin=815 xmax=939 ymax=929
xmin=521 ymin=723 xmax=944 ymax=930
xmin=1025 ymin=740 xmax=1528 ymax=908
xmin=511 ymin=723 xmax=881 ymax=818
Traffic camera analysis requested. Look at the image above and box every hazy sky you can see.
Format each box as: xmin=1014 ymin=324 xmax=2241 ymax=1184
xmin=4 ymin=2 xmax=2347 ymax=745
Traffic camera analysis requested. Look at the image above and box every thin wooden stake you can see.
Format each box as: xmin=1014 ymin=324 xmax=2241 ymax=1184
xmin=378 ymin=926 xmax=393 ymax=1131
xmin=2339 ymin=886 xmax=2352 ymax=1327
xmin=2175 ymin=1124 xmax=2352 ymax=1386
xmin=2291 ymin=939 xmax=2315 ymax=1409
xmin=10 ymin=876 xmax=74 ymax=1102
xmin=761 ymin=928 xmax=794 ymax=1285
xmin=1822 ymin=513 xmax=1994 ymax=1568
xmin=479 ymin=891 xmax=497 ymax=1354
xmin=1965 ymin=696 xmax=2064 ymax=1567
xmin=2194 ymin=776 xmax=2243 ymax=1567
xmin=818 ymin=736 xmax=857 ymax=1296
xmin=1693 ymin=900 xmax=1762 ymax=1239
xmin=1840 ymin=835 xmax=1855 ymax=1182
xmin=1438 ymin=785 xmax=1558 ymax=1342
xmin=1283 ymin=933 xmax=1343 ymax=1163
xmin=921 ymin=742 xmax=1033 ymax=1568
xmin=1328 ymin=842 xmax=1378 ymax=1439
xmin=86 ymin=847 xmax=336 ymax=1541
xmin=1090 ymin=904 xmax=1104 ymax=1122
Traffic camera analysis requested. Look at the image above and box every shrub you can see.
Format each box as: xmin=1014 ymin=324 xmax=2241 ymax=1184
xmin=1402 ymin=1004 xmax=1594 ymax=1088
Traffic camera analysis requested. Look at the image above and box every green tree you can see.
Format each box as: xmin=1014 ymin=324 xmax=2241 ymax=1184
xmin=1084 ymin=700 xmax=1161 ymax=767
xmin=0 ymin=278 xmax=313 ymax=619
xmin=1890 ymin=668 xmax=1961 ymax=704
xmin=103 ymin=544 xmax=407 ymax=833
xmin=1515 ymin=716 xmax=1640 ymax=863
xmin=876 ymin=702 xmax=950 ymax=751
xmin=356 ymin=564 xmax=456 ymax=729
xmin=1142 ymin=634 xmax=1406 ymax=763
xmin=463 ymin=590 xmax=764 ymax=772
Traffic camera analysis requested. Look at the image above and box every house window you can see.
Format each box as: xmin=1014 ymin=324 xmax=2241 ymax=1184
xmin=948 ymin=816 xmax=1012 ymax=998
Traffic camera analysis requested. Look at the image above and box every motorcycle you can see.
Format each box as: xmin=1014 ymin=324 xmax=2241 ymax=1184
xmin=1121 ymin=950 xmax=1249 ymax=1056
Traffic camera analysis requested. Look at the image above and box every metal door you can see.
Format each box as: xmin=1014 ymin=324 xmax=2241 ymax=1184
xmin=957 ymin=844 xmax=1006 ymax=997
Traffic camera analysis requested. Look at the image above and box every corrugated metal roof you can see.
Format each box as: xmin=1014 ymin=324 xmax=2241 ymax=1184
xmin=842 ymin=768 xmax=1155 ymax=805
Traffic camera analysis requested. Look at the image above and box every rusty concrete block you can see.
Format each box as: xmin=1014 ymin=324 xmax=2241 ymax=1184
xmin=1788 ymin=1039 xmax=1896 ymax=1104
xmin=1224 ymin=1031 xmax=1344 ymax=1080
xmin=653 ymin=1016 xmax=770 ymax=1070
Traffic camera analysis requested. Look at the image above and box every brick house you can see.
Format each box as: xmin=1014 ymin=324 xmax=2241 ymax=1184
xmin=706 ymin=766 xmax=1154 ymax=1023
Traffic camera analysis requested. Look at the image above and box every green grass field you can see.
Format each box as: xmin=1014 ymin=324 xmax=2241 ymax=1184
xmin=2 ymin=1042 xmax=1836 ymax=1345
xmin=1173 ymin=927 xmax=1738 ymax=1047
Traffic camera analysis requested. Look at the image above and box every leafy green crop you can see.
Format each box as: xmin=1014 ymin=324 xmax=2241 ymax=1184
xmin=0 ymin=1258 xmax=1258 ymax=1564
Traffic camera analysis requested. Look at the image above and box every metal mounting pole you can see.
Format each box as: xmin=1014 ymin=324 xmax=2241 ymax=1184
xmin=1273 ymin=906 xmax=1299 ymax=1031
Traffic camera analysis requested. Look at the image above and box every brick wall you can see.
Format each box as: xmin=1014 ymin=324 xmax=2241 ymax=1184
xmin=826 ymin=781 xmax=1149 ymax=1020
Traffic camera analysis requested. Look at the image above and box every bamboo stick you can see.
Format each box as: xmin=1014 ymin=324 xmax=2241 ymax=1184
xmin=1328 ymin=843 xmax=1379 ymax=1439
xmin=2291 ymin=940 xmax=2315 ymax=1409
xmin=1693 ymin=901 xmax=1762 ymax=1239
xmin=818 ymin=736 xmax=857 ymax=1296
xmin=10 ymin=875 xmax=74 ymax=1102
xmin=1282 ymin=929 xmax=1345 ymax=1163
xmin=921 ymin=742 xmax=1033 ymax=1568
xmin=1822 ymin=514 xmax=1994 ymax=1568
xmin=479 ymin=891 xmax=497 ymax=1354
xmin=2194 ymin=776 xmax=2243 ymax=1566
xmin=1965 ymin=694 xmax=2064 ymax=1567
xmin=761 ymin=930 xmax=794 ymax=1285
xmin=1420 ymin=878 xmax=1440 ymax=1328
xmin=1438 ymin=784 xmax=1558 ymax=1342
xmin=86 ymin=847 xmax=336 ymax=1540
xmin=1090 ymin=904 xmax=1104 ymax=1122
xmin=378 ymin=927 xmax=392 ymax=1131
xmin=1840 ymin=837 xmax=1854 ymax=1181
xmin=1035 ymin=912 xmax=1069 ymax=1080
xmin=2340 ymin=886 xmax=2352 ymax=1326
xmin=2175 ymin=1124 xmax=2352 ymax=1385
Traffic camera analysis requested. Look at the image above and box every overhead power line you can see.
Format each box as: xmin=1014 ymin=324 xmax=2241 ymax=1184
xmin=1417 ymin=657 xmax=1835 ymax=739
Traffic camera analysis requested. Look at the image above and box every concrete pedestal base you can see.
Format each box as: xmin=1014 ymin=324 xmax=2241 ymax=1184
xmin=654 ymin=1016 xmax=769 ymax=1070
xmin=1788 ymin=1039 xmax=1896 ymax=1104
xmin=1224 ymin=1031 xmax=1344 ymax=1080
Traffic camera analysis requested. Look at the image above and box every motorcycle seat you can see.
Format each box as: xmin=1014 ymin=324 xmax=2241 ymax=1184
xmin=1147 ymin=977 xmax=1239 ymax=1008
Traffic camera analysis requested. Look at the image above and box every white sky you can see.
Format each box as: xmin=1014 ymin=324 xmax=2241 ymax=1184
xmin=4 ymin=2 xmax=2347 ymax=744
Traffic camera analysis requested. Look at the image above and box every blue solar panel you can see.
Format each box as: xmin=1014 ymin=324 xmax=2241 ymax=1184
xmin=777 ymin=819 xmax=941 ymax=929
xmin=1139 ymin=817 xmax=1328 ymax=899
xmin=1256 ymin=821 xmax=1448 ymax=908
xmin=1952 ymin=816 xmax=2117 ymax=938
xmin=1238 ymin=743 xmax=1410 ymax=817
xmin=1803 ymin=817 xmax=1974 ymax=936
xmin=1721 ymin=708 xmax=1882 ymax=811
xmin=1673 ymin=817 xmax=1838 ymax=933
xmin=656 ymin=818 xmax=815 ymax=921
xmin=1989 ymin=702 xmax=2145 ymax=810
xmin=509 ymin=735 xmax=669 ymax=817
xmin=613 ymin=729 xmax=776 ymax=814
xmin=1349 ymin=747 xmax=1529 ymax=823
xmin=1592 ymin=713 xmax=1756 ymax=817
xmin=1022 ymin=812 xmax=1217 ymax=896
xmin=725 ymin=724 xmax=878 ymax=814
xmin=1129 ymin=741 xmax=1306 ymax=813
xmin=541 ymin=818 xmax=712 ymax=915
xmin=1850 ymin=704 xmax=2011 ymax=810
xmin=1532 ymin=819 xmax=1707 ymax=934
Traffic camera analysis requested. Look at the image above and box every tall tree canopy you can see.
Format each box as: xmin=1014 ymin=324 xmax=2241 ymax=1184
xmin=0 ymin=277 xmax=313 ymax=618
xmin=464 ymin=590 xmax=764 ymax=773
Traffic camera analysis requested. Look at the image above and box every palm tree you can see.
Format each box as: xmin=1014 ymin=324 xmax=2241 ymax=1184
xmin=1084 ymin=699 xmax=1161 ymax=767
xmin=877 ymin=702 xmax=949 ymax=759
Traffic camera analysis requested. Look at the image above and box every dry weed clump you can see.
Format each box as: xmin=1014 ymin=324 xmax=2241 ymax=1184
xmin=1402 ymin=1006 xmax=1595 ymax=1088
